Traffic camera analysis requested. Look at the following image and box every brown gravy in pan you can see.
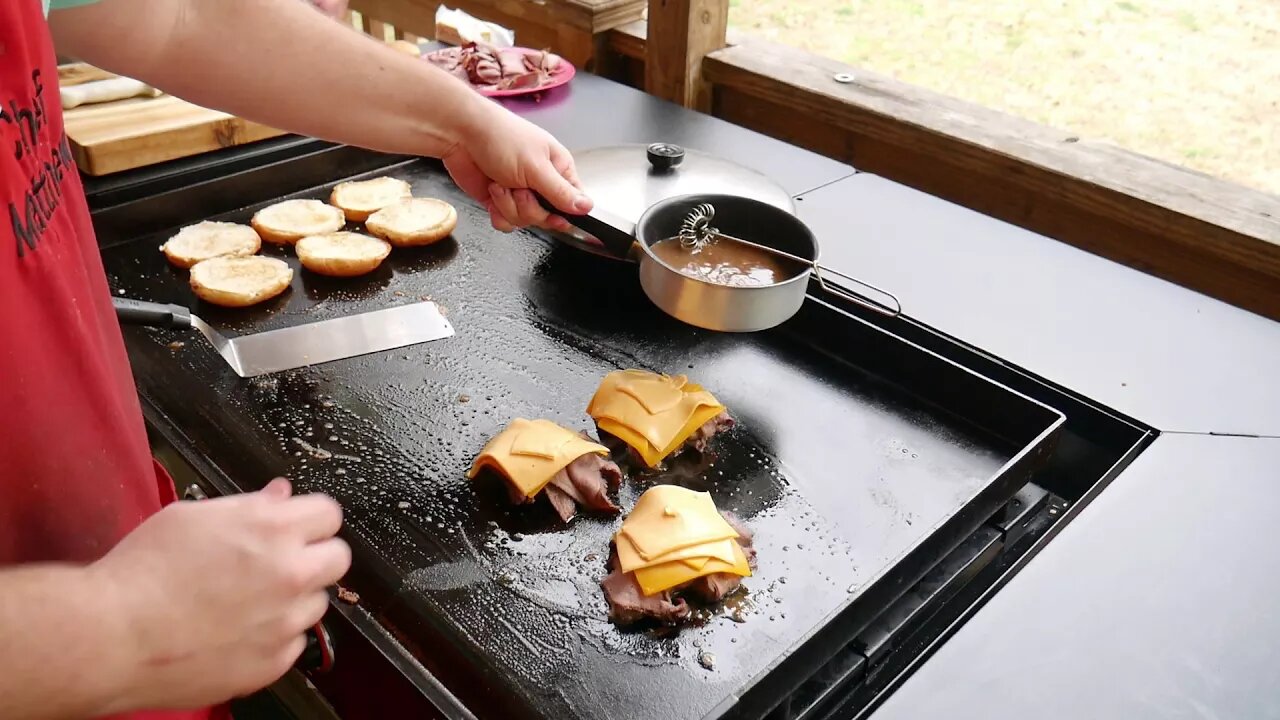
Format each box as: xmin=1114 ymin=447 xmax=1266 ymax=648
xmin=649 ymin=236 xmax=806 ymax=288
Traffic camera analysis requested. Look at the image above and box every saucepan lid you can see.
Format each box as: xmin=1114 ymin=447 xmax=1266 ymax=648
xmin=543 ymin=143 xmax=796 ymax=259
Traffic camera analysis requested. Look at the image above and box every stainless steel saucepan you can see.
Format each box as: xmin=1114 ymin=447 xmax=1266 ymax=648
xmin=539 ymin=192 xmax=901 ymax=332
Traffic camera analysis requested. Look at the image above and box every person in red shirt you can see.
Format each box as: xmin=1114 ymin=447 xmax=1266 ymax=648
xmin=0 ymin=1 xmax=591 ymax=718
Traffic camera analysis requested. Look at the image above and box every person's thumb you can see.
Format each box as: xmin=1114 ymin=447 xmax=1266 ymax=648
xmin=531 ymin=162 xmax=592 ymax=216
xmin=260 ymin=477 xmax=293 ymax=500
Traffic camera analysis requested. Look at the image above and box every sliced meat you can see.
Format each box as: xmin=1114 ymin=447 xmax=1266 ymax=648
xmin=543 ymin=444 xmax=622 ymax=522
xmin=544 ymin=483 xmax=578 ymax=523
xmin=686 ymin=513 xmax=756 ymax=603
xmin=688 ymin=411 xmax=735 ymax=453
xmin=497 ymin=49 xmax=528 ymax=77
xmin=602 ymin=547 xmax=690 ymax=626
xmin=685 ymin=572 xmax=742 ymax=603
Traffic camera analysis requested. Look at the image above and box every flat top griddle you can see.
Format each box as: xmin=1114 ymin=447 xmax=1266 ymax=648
xmin=99 ymin=156 xmax=1062 ymax=720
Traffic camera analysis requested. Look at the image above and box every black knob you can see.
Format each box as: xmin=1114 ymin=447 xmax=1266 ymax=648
xmin=296 ymin=622 xmax=334 ymax=674
xmin=646 ymin=143 xmax=685 ymax=171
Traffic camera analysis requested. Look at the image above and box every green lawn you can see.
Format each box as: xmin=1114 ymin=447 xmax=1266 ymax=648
xmin=729 ymin=0 xmax=1279 ymax=195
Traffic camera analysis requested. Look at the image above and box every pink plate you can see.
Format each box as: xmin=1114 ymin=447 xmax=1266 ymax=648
xmin=424 ymin=46 xmax=576 ymax=98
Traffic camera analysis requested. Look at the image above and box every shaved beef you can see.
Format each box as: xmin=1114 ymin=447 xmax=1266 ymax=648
xmin=423 ymin=43 xmax=564 ymax=93
xmin=686 ymin=512 xmax=756 ymax=602
xmin=543 ymin=484 xmax=578 ymax=522
xmin=689 ymin=411 xmax=735 ymax=453
xmin=544 ymin=448 xmax=622 ymax=522
xmin=602 ymin=547 xmax=690 ymax=626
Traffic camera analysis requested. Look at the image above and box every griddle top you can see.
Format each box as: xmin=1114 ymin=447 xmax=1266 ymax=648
xmin=99 ymin=158 xmax=1060 ymax=720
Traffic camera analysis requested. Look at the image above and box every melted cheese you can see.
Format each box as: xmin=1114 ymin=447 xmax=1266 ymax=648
xmin=631 ymin=539 xmax=752 ymax=596
xmin=618 ymin=485 xmax=738 ymax=561
xmin=615 ymin=531 xmax=739 ymax=573
xmin=465 ymin=418 xmax=609 ymax=499
xmin=587 ymin=369 xmax=726 ymax=467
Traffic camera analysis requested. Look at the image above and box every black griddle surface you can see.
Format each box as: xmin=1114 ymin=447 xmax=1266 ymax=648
xmin=102 ymin=160 xmax=1049 ymax=720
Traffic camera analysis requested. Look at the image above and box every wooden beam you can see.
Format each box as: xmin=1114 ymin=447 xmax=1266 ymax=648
xmin=698 ymin=40 xmax=1280 ymax=320
xmin=643 ymin=0 xmax=727 ymax=110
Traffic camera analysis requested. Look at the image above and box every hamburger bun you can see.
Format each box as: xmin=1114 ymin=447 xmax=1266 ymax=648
xmin=296 ymin=231 xmax=393 ymax=277
xmin=189 ymin=256 xmax=293 ymax=308
xmin=250 ymin=199 xmax=345 ymax=245
xmin=365 ymin=197 xmax=457 ymax=247
xmin=161 ymin=221 xmax=261 ymax=269
xmin=328 ymin=176 xmax=413 ymax=222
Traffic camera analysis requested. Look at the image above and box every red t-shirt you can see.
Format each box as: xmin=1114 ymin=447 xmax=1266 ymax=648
xmin=1 ymin=3 xmax=226 ymax=719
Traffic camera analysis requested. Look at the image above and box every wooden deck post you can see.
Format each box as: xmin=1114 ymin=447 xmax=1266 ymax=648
xmin=644 ymin=0 xmax=729 ymax=110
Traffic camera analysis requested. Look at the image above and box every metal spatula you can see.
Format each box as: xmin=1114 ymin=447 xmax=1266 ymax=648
xmin=113 ymin=296 xmax=454 ymax=378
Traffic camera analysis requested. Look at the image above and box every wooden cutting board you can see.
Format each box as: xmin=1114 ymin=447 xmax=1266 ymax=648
xmin=60 ymin=64 xmax=287 ymax=176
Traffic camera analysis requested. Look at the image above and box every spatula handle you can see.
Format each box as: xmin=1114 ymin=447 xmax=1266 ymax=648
xmin=533 ymin=194 xmax=638 ymax=261
xmin=112 ymin=296 xmax=193 ymax=329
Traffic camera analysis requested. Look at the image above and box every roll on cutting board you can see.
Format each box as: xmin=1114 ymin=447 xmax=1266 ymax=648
xmin=60 ymin=77 xmax=161 ymax=109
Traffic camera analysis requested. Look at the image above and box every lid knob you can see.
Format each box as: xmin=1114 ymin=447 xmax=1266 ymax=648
xmin=646 ymin=143 xmax=685 ymax=172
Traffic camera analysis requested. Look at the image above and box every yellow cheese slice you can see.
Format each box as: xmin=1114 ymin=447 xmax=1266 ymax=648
xmin=587 ymin=369 xmax=726 ymax=468
xmin=465 ymin=418 xmax=608 ymax=499
xmin=632 ymin=539 xmax=752 ymax=596
xmin=618 ymin=485 xmax=738 ymax=561
xmin=615 ymin=531 xmax=739 ymax=573
xmin=681 ymin=556 xmax=711 ymax=571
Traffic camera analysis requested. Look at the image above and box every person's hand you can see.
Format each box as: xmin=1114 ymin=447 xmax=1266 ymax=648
xmin=91 ymin=478 xmax=350 ymax=711
xmin=442 ymin=101 xmax=592 ymax=233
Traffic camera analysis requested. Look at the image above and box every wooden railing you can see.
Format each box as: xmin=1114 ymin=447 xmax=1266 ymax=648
xmin=346 ymin=0 xmax=1280 ymax=321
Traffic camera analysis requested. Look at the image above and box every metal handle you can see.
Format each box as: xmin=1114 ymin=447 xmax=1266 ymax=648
xmin=701 ymin=229 xmax=903 ymax=318
xmin=812 ymin=264 xmax=902 ymax=318
xmin=533 ymin=193 xmax=638 ymax=261
xmin=113 ymin=296 xmax=193 ymax=329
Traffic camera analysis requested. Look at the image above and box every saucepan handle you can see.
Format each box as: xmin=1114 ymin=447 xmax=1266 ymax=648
xmin=112 ymin=296 xmax=194 ymax=329
xmin=533 ymin=194 xmax=639 ymax=261
xmin=812 ymin=265 xmax=903 ymax=318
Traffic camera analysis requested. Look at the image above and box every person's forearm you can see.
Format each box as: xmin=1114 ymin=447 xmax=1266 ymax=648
xmin=50 ymin=0 xmax=494 ymax=159
xmin=0 ymin=564 xmax=139 ymax=719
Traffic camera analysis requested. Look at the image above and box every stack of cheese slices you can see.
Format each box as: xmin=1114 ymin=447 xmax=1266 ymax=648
xmin=614 ymin=485 xmax=752 ymax=595
xmin=587 ymin=369 xmax=727 ymax=468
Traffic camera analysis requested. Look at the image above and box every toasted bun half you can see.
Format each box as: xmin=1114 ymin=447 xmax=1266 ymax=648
xmin=329 ymin=176 xmax=413 ymax=222
xmin=365 ymin=198 xmax=457 ymax=247
xmin=296 ymin=232 xmax=393 ymax=277
xmin=251 ymin=199 xmax=345 ymax=245
xmin=161 ymin=221 xmax=261 ymax=269
xmin=189 ymin=256 xmax=293 ymax=308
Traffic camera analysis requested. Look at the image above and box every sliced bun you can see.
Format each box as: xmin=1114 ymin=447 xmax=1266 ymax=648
xmin=296 ymin=232 xmax=392 ymax=277
xmin=250 ymin=199 xmax=345 ymax=245
xmin=161 ymin=221 xmax=261 ymax=269
xmin=189 ymin=256 xmax=293 ymax=308
xmin=329 ymin=176 xmax=413 ymax=222
xmin=365 ymin=198 xmax=457 ymax=247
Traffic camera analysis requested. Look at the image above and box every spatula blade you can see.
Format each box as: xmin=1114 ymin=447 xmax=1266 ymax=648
xmin=223 ymin=301 xmax=454 ymax=378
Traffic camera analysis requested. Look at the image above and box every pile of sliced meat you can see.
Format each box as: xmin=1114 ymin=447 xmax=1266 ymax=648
xmin=424 ymin=42 xmax=564 ymax=92
xmin=602 ymin=512 xmax=757 ymax=626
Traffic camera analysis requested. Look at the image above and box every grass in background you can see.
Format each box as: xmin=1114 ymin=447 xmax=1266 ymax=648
xmin=729 ymin=0 xmax=1280 ymax=195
